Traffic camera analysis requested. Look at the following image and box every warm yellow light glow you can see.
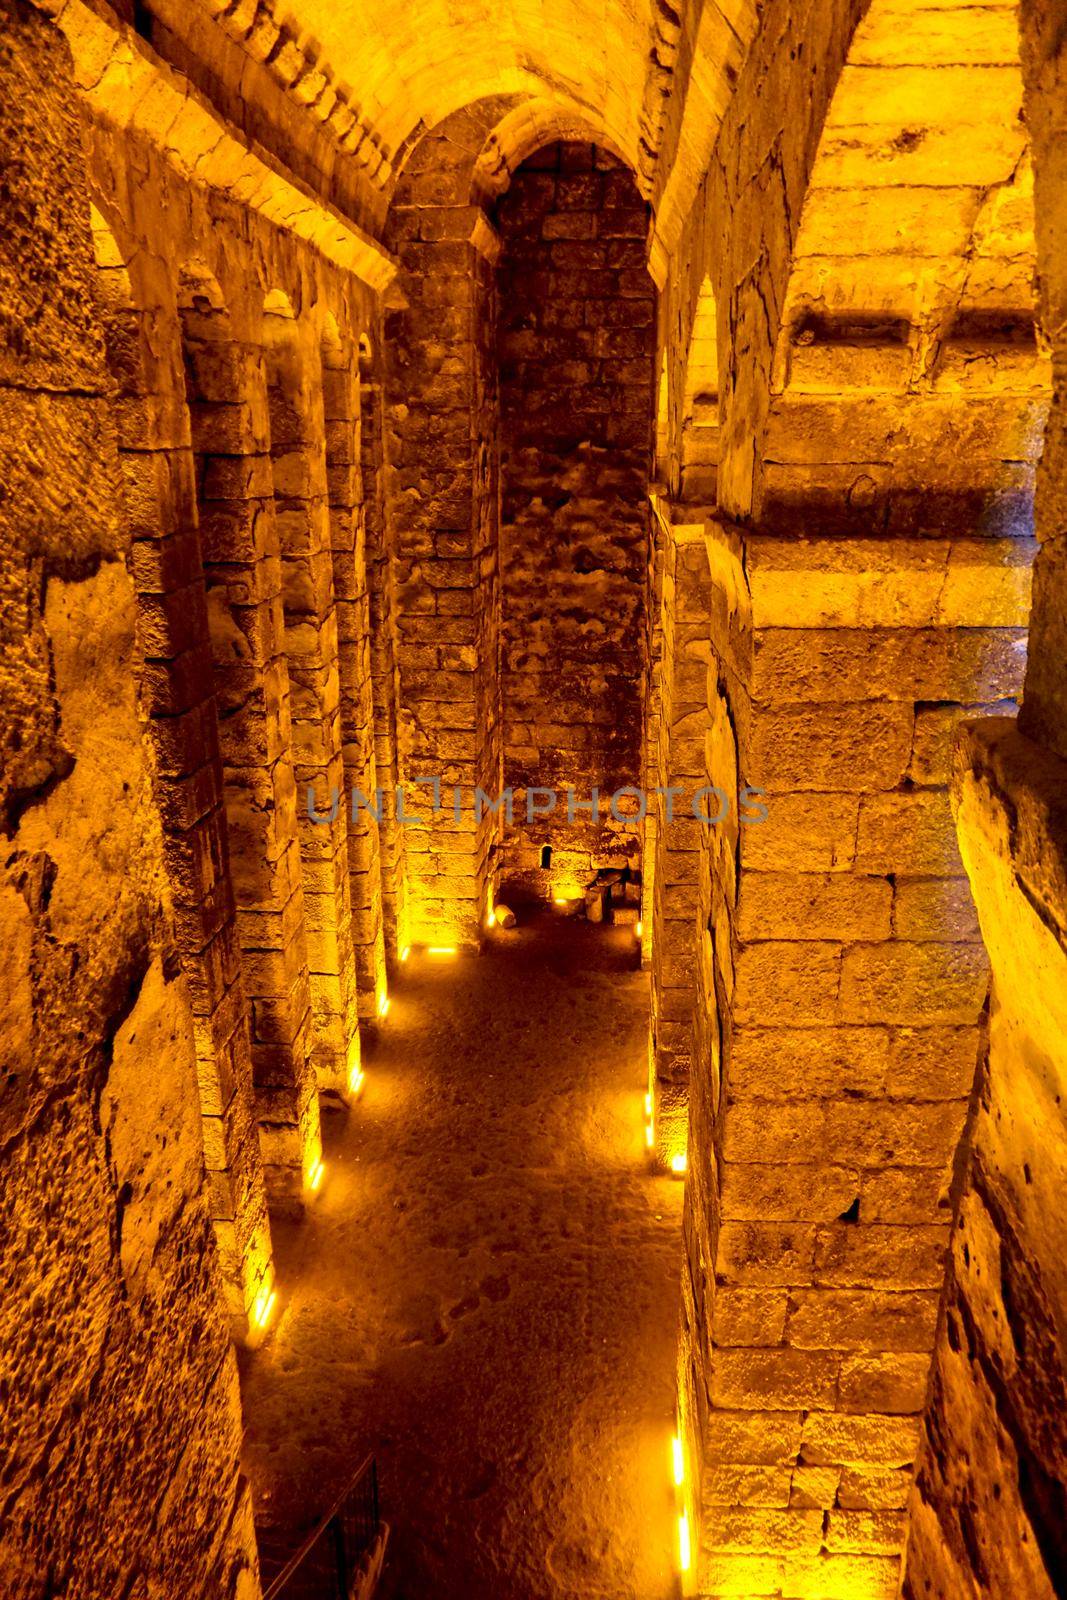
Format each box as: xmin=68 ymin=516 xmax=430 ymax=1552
xmin=427 ymin=945 xmax=458 ymax=956
xmin=377 ymin=994 xmax=390 ymax=1019
xmin=349 ymin=1065 xmax=365 ymax=1097
xmin=307 ymin=1156 xmax=325 ymax=1192
xmin=678 ymin=1511 xmax=692 ymax=1575
xmin=636 ymin=920 xmax=643 ymax=938
xmin=644 ymin=1091 xmax=653 ymax=1118
xmin=645 ymin=1120 xmax=655 ymax=1149
xmin=400 ymin=945 xmax=411 ymax=963
xmin=252 ymin=1285 xmax=276 ymax=1331
xmin=554 ymin=897 xmax=569 ymax=906
xmin=672 ymin=1434 xmax=685 ymax=1487
xmin=488 ymin=910 xmax=497 ymax=928
xmin=670 ymin=1153 xmax=688 ymax=1176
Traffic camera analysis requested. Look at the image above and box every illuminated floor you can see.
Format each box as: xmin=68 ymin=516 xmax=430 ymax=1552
xmin=241 ymin=911 xmax=684 ymax=1599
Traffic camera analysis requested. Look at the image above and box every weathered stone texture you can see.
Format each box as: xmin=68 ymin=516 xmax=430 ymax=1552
xmin=385 ymin=100 xmax=508 ymax=944
xmin=679 ymin=502 xmax=1027 ymax=1593
xmin=0 ymin=8 xmax=259 ymax=1595
xmin=902 ymin=722 xmax=1067 ymax=1600
xmin=4 ymin=0 xmax=1066 ymax=1593
xmin=645 ymin=508 xmax=711 ymax=1163
xmin=495 ymin=142 xmax=655 ymax=893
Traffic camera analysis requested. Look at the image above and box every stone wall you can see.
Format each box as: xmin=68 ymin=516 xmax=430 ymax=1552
xmin=646 ymin=504 xmax=711 ymax=1168
xmin=494 ymin=141 xmax=655 ymax=896
xmin=678 ymin=517 xmax=1028 ymax=1599
xmin=385 ymin=101 xmax=508 ymax=946
xmin=0 ymin=7 xmax=260 ymax=1594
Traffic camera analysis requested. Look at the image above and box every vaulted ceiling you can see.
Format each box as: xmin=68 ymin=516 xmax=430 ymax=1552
xmin=292 ymin=0 xmax=664 ymax=174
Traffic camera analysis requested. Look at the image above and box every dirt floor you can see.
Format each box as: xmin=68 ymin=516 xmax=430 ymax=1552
xmin=241 ymin=910 xmax=684 ymax=1600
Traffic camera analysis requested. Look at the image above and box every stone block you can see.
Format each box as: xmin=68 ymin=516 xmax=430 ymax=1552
xmin=729 ymin=1025 xmax=889 ymax=1099
xmin=786 ymin=1289 xmax=940 ymax=1351
xmin=706 ymin=1508 xmax=824 ymax=1553
xmin=838 ymin=1352 xmax=931 ymax=1414
xmin=733 ymin=942 xmax=842 ymax=1026
xmin=839 ymin=942 xmax=989 ymax=1025
xmin=720 ymin=1161 xmax=861 ymax=1222
xmin=892 ymin=877 xmax=981 ymax=942
xmin=705 ymin=1410 xmax=806 ymax=1464
xmin=741 ymin=701 xmax=914 ymax=792
xmin=710 ymin=1348 xmax=840 ymax=1409
xmin=859 ymin=1167 xmax=953 ymax=1226
xmin=813 ymin=1223 xmax=950 ymax=1289
xmin=855 ymin=791 xmax=962 ymax=876
xmin=705 ymin=1465 xmax=793 ymax=1507
xmin=799 ymin=1412 xmax=922 ymax=1466
xmin=737 ymin=872 xmax=892 ymax=942
xmin=740 ymin=794 xmax=860 ymax=872
xmin=717 ymin=1221 xmax=819 ymax=1284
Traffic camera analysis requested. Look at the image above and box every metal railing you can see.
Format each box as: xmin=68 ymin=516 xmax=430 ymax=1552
xmin=261 ymin=1455 xmax=382 ymax=1600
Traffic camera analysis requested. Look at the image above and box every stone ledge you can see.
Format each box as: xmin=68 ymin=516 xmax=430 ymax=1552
xmin=952 ymin=716 xmax=1067 ymax=953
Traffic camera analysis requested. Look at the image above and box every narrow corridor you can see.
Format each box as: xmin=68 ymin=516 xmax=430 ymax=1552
xmin=241 ymin=913 xmax=684 ymax=1600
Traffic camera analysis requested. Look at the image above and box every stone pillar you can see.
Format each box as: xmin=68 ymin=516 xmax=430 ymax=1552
xmin=647 ymin=510 xmax=712 ymax=1169
xmin=385 ymin=194 xmax=503 ymax=947
xmin=681 ymin=521 xmax=1029 ymax=1598
xmin=494 ymin=142 xmax=656 ymax=898
xmin=180 ymin=286 xmax=321 ymax=1207
xmin=263 ymin=304 xmax=361 ymax=1099
xmin=359 ymin=341 xmax=409 ymax=958
xmin=321 ymin=331 xmax=389 ymax=1020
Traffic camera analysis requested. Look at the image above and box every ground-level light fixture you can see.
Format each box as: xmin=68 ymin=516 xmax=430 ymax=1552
xmin=307 ymin=1156 xmax=325 ymax=1193
xmin=400 ymin=945 xmax=411 ymax=963
xmin=670 ymin=1153 xmax=688 ymax=1177
xmin=349 ymin=1065 xmax=365 ymax=1097
xmin=377 ymin=994 xmax=390 ymax=1020
xmin=678 ymin=1510 xmax=692 ymax=1577
xmin=427 ymin=946 xmax=458 ymax=956
xmin=252 ymin=1283 xmax=276 ymax=1332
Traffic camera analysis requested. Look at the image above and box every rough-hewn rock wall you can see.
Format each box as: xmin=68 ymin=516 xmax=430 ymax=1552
xmin=0 ymin=7 xmax=260 ymax=1594
xmin=901 ymin=729 xmax=1067 ymax=1600
xmin=901 ymin=7 xmax=1067 ymax=1592
xmin=495 ymin=142 xmax=655 ymax=892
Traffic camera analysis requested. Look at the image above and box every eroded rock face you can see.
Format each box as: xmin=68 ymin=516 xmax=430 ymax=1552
xmin=0 ymin=9 xmax=258 ymax=1597
xmin=903 ymin=723 xmax=1067 ymax=1599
